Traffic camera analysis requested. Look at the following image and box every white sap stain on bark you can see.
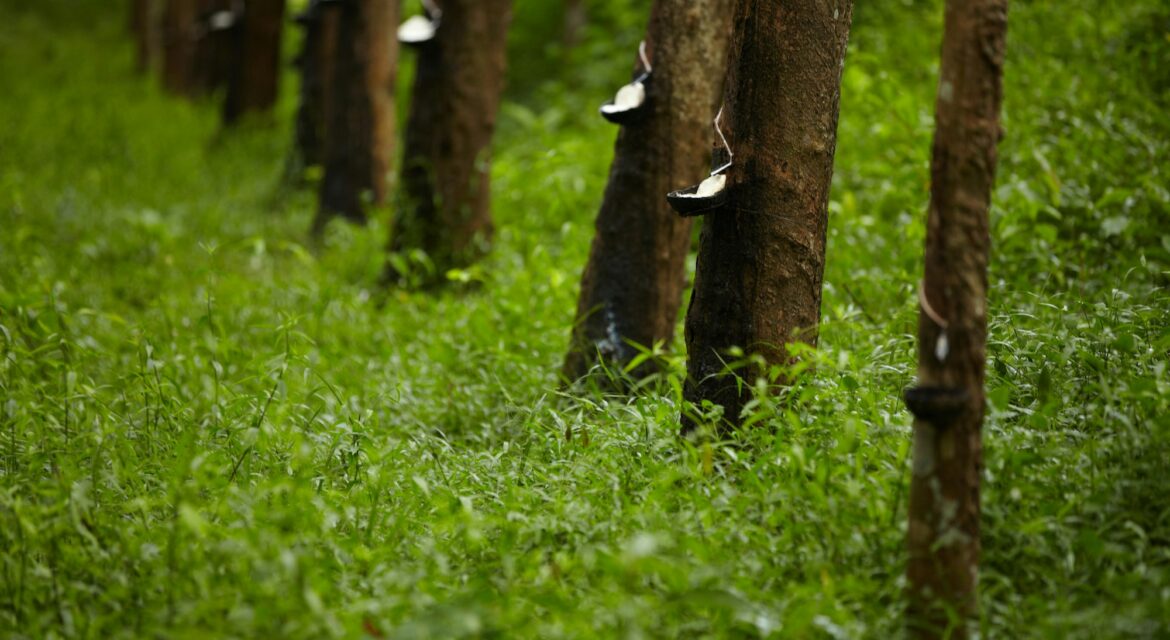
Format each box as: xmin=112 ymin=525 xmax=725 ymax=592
xmin=595 ymin=306 xmax=623 ymax=360
xmin=939 ymin=80 xmax=955 ymax=103
xmin=912 ymin=423 xmax=937 ymax=476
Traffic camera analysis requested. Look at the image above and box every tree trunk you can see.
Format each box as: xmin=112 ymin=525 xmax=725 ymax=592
xmin=131 ymin=0 xmax=161 ymax=73
xmin=314 ymin=0 xmax=400 ymax=230
xmin=291 ymin=1 xmax=341 ymax=175
xmin=163 ymin=0 xmax=235 ymax=98
xmin=224 ymin=0 xmax=288 ymax=124
xmin=562 ymin=0 xmax=733 ymax=384
xmin=388 ymin=0 xmax=513 ymax=281
xmin=562 ymin=0 xmax=586 ymax=49
xmin=162 ymin=0 xmax=199 ymax=95
xmin=680 ymin=0 xmax=854 ymax=433
xmin=191 ymin=0 xmax=237 ymax=97
xmin=904 ymin=0 xmax=1008 ymax=636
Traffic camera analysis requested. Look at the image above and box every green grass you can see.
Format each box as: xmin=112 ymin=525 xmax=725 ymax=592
xmin=2 ymin=0 xmax=1169 ymax=637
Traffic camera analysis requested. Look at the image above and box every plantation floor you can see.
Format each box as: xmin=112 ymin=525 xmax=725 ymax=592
xmin=2 ymin=1 xmax=1169 ymax=638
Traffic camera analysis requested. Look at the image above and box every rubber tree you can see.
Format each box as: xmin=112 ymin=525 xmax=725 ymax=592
xmin=290 ymin=0 xmax=341 ymax=176
xmin=681 ymin=0 xmax=854 ymax=433
xmin=131 ymin=0 xmax=162 ymax=73
xmin=562 ymin=0 xmax=733 ymax=383
xmin=162 ymin=0 xmax=198 ymax=95
xmin=904 ymin=0 xmax=1008 ymax=636
xmin=563 ymin=0 xmax=586 ymax=49
xmin=388 ymin=0 xmax=514 ymax=282
xmin=313 ymin=0 xmax=400 ymax=231
xmin=224 ymin=0 xmax=288 ymax=124
xmin=163 ymin=0 xmax=235 ymax=97
xmin=192 ymin=0 xmax=237 ymax=96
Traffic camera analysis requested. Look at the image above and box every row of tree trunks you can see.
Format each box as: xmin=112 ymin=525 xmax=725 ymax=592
xmin=144 ymin=0 xmax=1009 ymax=632
xmin=905 ymin=0 xmax=1008 ymax=637
xmin=224 ymin=0 xmax=287 ymax=124
xmin=153 ymin=0 xmax=285 ymax=124
xmin=680 ymin=0 xmax=854 ymax=433
xmin=387 ymin=0 xmax=514 ymax=280
xmin=562 ymin=0 xmax=733 ymax=383
xmin=160 ymin=0 xmax=233 ymax=97
xmin=313 ymin=0 xmax=400 ymax=230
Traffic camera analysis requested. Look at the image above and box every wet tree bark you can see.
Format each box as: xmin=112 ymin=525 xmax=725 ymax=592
xmin=904 ymin=0 xmax=1008 ymax=637
xmin=388 ymin=0 xmax=514 ymax=281
xmin=562 ymin=0 xmax=733 ymax=384
xmin=291 ymin=1 xmax=341 ymax=175
xmin=162 ymin=0 xmax=199 ymax=95
xmin=224 ymin=0 xmax=287 ymax=124
xmin=681 ymin=0 xmax=854 ymax=433
xmin=314 ymin=0 xmax=400 ymax=231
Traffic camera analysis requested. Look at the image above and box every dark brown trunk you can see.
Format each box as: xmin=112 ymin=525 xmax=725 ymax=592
xmin=562 ymin=0 xmax=586 ymax=49
xmin=388 ymin=0 xmax=513 ymax=280
xmin=131 ymin=0 xmax=161 ymax=73
xmin=291 ymin=1 xmax=341 ymax=174
xmin=681 ymin=0 xmax=854 ymax=433
xmin=162 ymin=0 xmax=198 ymax=95
xmin=904 ymin=0 xmax=1007 ymax=637
xmin=314 ymin=0 xmax=400 ymax=229
xmin=191 ymin=0 xmax=237 ymax=97
xmin=224 ymin=0 xmax=288 ymax=124
xmin=562 ymin=0 xmax=733 ymax=383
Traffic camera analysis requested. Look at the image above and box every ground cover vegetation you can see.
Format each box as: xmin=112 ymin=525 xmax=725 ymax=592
xmin=1 ymin=0 xmax=1168 ymax=637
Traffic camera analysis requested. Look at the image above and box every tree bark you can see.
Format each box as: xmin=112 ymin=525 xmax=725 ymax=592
xmin=291 ymin=1 xmax=341 ymax=174
xmin=904 ymin=0 xmax=1008 ymax=637
xmin=224 ymin=0 xmax=288 ymax=124
xmin=562 ymin=0 xmax=733 ymax=384
xmin=388 ymin=0 xmax=513 ymax=280
xmin=314 ymin=0 xmax=400 ymax=230
xmin=680 ymin=0 xmax=854 ymax=433
xmin=191 ymin=0 xmax=237 ymax=97
xmin=162 ymin=0 xmax=199 ymax=95
xmin=163 ymin=0 xmax=235 ymax=98
xmin=562 ymin=0 xmax=586 ymax=49
xmin=131 ymin=0 xmax=161 ymax=73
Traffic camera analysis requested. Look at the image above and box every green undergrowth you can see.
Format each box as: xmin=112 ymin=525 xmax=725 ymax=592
xmin=1 ymin=0 xmax=1168 ymax=637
